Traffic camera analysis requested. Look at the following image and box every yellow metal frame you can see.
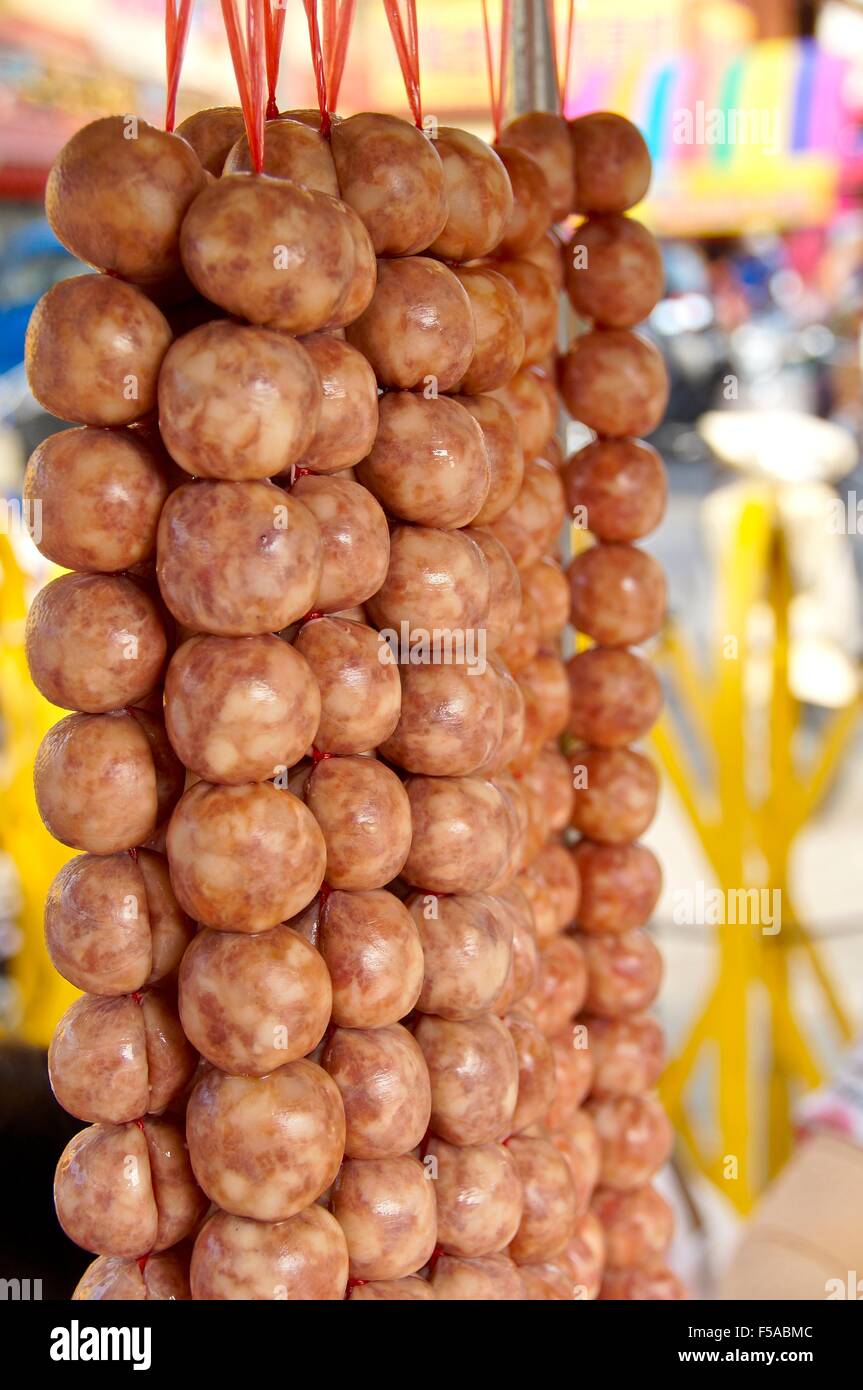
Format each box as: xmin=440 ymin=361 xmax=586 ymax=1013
xmin=0 ymin=534 xmax=76 ymax=1044
xmin=653 ymin=485 xmax=858 ymax=1211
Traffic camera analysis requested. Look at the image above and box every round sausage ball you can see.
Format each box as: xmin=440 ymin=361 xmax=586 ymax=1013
xmin=582 ymin=929 xmax=663 ymax=1018
xmin=166 ymin=780 xmax=326 ymax=931
xmin=367 ymin=525 xmax=490 ymax=635
xmin=587 ymin=1094 xmax=673 ymax=1191
xmin=571 ymin=747 xmax=659 ymax=844
xmin=158 ymin=321 xmax=321 ymax=480
xmin=321 ymin=1024 xmax=431 ymax=1159
xmin=545 ymin=1026 xmax=595 ymax=1131
xmin=569 ymin=542 xmax=666 ymax=647
xmin=407 ymin=891 xmax=512 ymax=1020
xmin=24 ymin=426 xmax=170 ymax=573
xmin=165 ymin=634 xmax=320 ymax=784
xmin=357 ymin=391 xmax=489 ymax=530
xmin=347 ymin=256 xmax=475 ymax=392
xmin=520 ymin=557 xmax=570 ymax=641
xmin=48 ymin=988 xmax=194 ymax=1125
xmin=427 ymin=1137 xmax=522 ymax=1257
xmin=452 ymin=266 xmax=524 ymax=394
xmin=46 ymin=116 xmax=206 ymax=281
xmin=44 ymin=849 xmax=193 ymax=997
xmin=567 ymin=646 xmax=663 ymax=747
xmin=569 ymin=112 xmax=651 ymax=215
xmin=331 ymin=1154 xmax=437 ymax=1281
xmin=26 ymin=573 xmax=167 ymax=713
xmin=348 ymin=1276 xmax=434 ymax=1301
xmin=489 ymin=366 xmax=556 ymax=462
xmin=35 ymin=710 xmax=182 ymax=855
xmin=179 ymin=922 xmax=332 ymax=1075
xmin=291 ymin=474 xmax=390 ymax=612
xmin=381 ymin=662 xmax=503 ymax=777
xmin=186 ymin=1060 xmax=345 ymax=1221
xmin=592 ymin=1184 xmax=673 ymax=1268
xmin=600 ymin=1263 xmax=685 ymax=1301
xmin=305 ymin=755 xmax=412 ymax=890
xmin=157 ymin=480 xmax=321 ymax=636
xmin=551 ymin=1110 xmax=602 ymax=1217
xmin=498 ymin=111 xmax=575 ymax=221
xmin=55 ymin=1115 xmax=206 ymax=1258
xmin=293 ymin=618 xmax=401 ymax=755
xmin=564 ymin=437 xmax=667 ymax=542
xmin=191 ymin=1205 xmax=348 ymax=1301
xmin=224 ymin=116 xmax=339 ymax=194
xmin=573 ymin=840 xmax=662 ymax=934
xmin=456 ymin=393 xmax=524 ymax=524
xmin=402 ymin=776 xmax=511 ymax=894
xmin=181 ymin=175 xmax=357 ymax=332
xmin=330 ymin=112 xmax=448 ymax=256
xmin=414 ymin=1012 xmax=518 ymax=1146
xmin=493 ymin=143 xmax=553 ymax=255
xmin=486 ymin=457 xmax=565 ymax=571
xmin=295 ymin=334 xmax=379 ymax=473
xmin=465 ymin=528 xmax=522 ymax=655
xmin=316 ymin=888 xmax=423 ymax=1029
xmin=522 ymin=935 xmax=588 ymax=1038
xmin=507 ymin=1010 xmax=556 ymax=1133
xmin=507 ymin=1134 xmax=578 ymax=1265
xmin=431 ymin=1252 xmax=524 ymax=1300
xmin=565 ymin=214 xmax=663 ymax=328
xmin=558 ymin=328 xmax=669 ymax=439
xmin=175 ymin=105 xmax=246 ymax=174
xmin=564 ymin=1209 xmax=606 ymax=1299
xmin=493 ymin=258 xmax=557 ymax=368
xmin=519 ymin=746 xmax=574 ymax=834
xmin=427 ymin=127 xmax=512 ymax=261
xmin=26 ymin=275 xmax=171 ymax=426
xmin=586 ymin=1014 xmax=665 ymax=1098
xmin=73 ymin=1247 xmax=191 ymax=1301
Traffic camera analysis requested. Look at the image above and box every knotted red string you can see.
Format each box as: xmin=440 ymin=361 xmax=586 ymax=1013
xmin=221 ymin=0 xmax=266 ymax=173
xmin=165 ymin=0 xmax=195 ymax=132
xmin=481 ymin=0 xmax=512 ymax=141
xmin=382 ymin=0 xmax=422 ymax=128
xmin=302 ymin=0 xmax=331 ymax=136
xmin=324 ymin=0 xmax=357 ymax=112
xmin=264 ymin=0 xmax=287 ymax=119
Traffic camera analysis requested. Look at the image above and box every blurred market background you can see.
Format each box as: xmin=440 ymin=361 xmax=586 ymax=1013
xmin=1 ymin=0 xmax=863 ymax=1297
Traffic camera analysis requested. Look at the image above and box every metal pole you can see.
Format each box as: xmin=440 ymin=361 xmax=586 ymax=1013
xmin=509 ymin=0 xmax=558 ymax=117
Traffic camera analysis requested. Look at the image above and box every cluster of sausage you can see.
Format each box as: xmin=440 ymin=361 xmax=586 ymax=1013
xmin=24 ymin=97 xmax=679 ymax=1300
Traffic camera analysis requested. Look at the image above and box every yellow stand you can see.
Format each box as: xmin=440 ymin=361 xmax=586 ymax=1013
xmin=653 ymin=483 xmax=858 ymax=1211
xmin=0 ymin=534 xmax=76 ymax=1045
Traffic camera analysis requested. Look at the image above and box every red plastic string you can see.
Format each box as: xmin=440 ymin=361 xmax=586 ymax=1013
xmin=324 ymin=0 xmax=357 ymax=112
xmin=264 ymin=0 xmax=287 ymax=119
xmin=544 ymin=0 xmax=576 ymax=114
xmin=131 ymin=991 xmax=144 ymax=1006
xmin=137 ymin=1255 xmax=150 ymax=1274
xmin=382 ymin=0 xmax=422 ymax=128
xmin=311 ymin=746 xmax=334 ymax=765
xmin=220 ymin=0 xmax=266 ymax=172
xmin=481 ymin=0 xmax=512 ymax=141
xmin=165 ymin=0 xmax=195 ymax=132
xmin=302 ymin=0 xmax=331 ymax=136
